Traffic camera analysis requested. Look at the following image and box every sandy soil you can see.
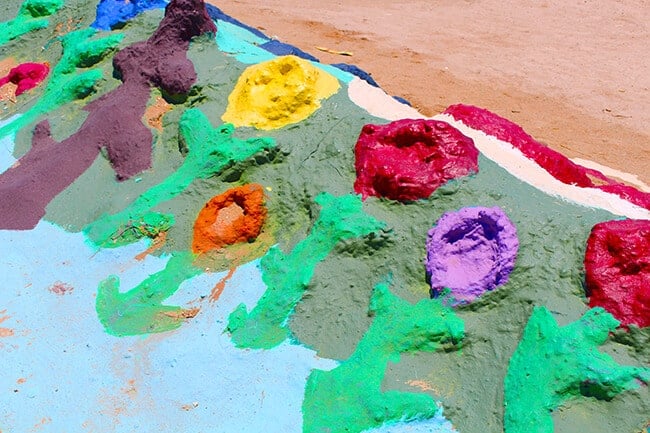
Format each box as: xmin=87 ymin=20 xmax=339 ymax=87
xmin=213 ymin=0 xmax=649 ymax=185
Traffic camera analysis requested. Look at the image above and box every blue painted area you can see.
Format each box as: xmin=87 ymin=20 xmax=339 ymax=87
xmin=0 ymin=222 xmax=340 ymax=431
xmin=0 ymin=114 xmax=19 ymax=174
xmin=363 ymin=409 xmax=458 ymax=432
xmin=214 ymin=20 xmax=352 ymax=83
xmin=311 ymin=61 xmax=354 ymax=84
xmin=92 ymin=0 xmax=169 ymax=30
xmin=392 ymin=95 xmax=413 ymax=106
xmin=205 ymin=3 xmax=268 ymax=40
xmin=261 ymin=40 xmax=319 ymax=62
xmin=332 ymin=63 xmax=379 ymax=87
xmin=215 ymin=19 xmax=275 ymax=64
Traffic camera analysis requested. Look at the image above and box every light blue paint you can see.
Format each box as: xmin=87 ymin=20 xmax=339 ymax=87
xmin=211 ymin=20 xmax=354 ymax=84
xmin=0 ymin=222 xmax=340 ymax=432
xmin=213 ymin=19 xmax=352 ymax=83
xmin=362 ymin=408 xmax=458 ymax=433
xmin=0 ymin=114 xmax=20 ymax=174
xmin=311 ymin=61 xmax=354 ymax=84
xmin=215 ymin=19 xmax=275 ymax=64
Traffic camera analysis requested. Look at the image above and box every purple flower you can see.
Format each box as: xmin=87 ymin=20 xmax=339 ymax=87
xmin=425 ymin=206 xmax=518 ymax=305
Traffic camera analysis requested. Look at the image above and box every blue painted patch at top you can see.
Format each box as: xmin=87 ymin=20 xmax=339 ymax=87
xmin=92 ymin=0 xmax=169 ymax=30
xmin=215 ymin=19 xmax=275 ymax=64
xmin=260 ymin=40 xmax=319 ymax=62
xmin=205 ymin=3 xmax=269 ymax=40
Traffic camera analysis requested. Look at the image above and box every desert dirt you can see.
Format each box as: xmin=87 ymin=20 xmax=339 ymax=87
xmin=213 ymin=0 xmax=649 ymax=186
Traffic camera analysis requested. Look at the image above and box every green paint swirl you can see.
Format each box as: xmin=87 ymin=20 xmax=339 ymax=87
xmin=0 ymin=0 xmax=64 ymax=46
xmin=504 ymin=306 xmax=650 ymax=433
xmin=227 ymin=192 xmax=384 ymax=349
xmin=96 ymin=251 xmax=202 ymax=337
xmin=84 ymin=108 xmax=276 ymax=247
xmin=0 ymin=28 xmax=123 ymax=138
xmin=302 ymin=280 xmax=464 ymax=433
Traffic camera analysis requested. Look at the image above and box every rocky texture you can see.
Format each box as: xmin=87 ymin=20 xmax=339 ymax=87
xmin=504 ymin=306 xmax=649 ymax=433
xmin=0 ymin=28 xmax=123 ymax=139
xmin=425 ymin=206 xmax=518 ymax=304
xmin=92 ymin=0 xmax=216 ymax=179
xmin=354 ymin=119 xmax=478 ymax=201
xmin=0 ymin=0 xmax=217 ymax=230
xmin=585 ymin=219 xmax=650 ymax=328
xmin=444 ymin=104 xmax=650 ymax=210
xmin=0 ymin=62 xmax=49 ymax=96
xmin=222 ymin=55 xmax=340 ymax=130
xmin=192 ymin=183 xmax=267 ymax=254
xmin=1 ymin=2 xmax=648 ymax=431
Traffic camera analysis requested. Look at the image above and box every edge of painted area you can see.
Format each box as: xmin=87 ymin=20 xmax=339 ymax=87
xmin=0 ymin=114 xmax=20 ymax=174
xmin=433 ymin=114 xmax=650 ymax=220
xmin=570 ymin=157 xmax=650 ymax=193
xmin=211 ymin=16 xmax=353 ymax=85
xmin=215 ymin=19 xmax=275 ymax=64
xmin=346 ymin=76 xmax=648 ymax=218
xmin=348 ymin=77 xmax=424 ymax=121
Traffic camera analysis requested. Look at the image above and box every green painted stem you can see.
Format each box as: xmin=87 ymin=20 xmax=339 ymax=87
xmin=504 ymin=306 xmax=650 ymax=433
xmin=302 ymin=281 xmax=464 ymax=433
xmin=0 ymin=0 xmax=64 ymax=46
xmin=96 ymin=251 xmax=203 ymax=337
xmin=227 ymin=192 xmax=385 ymax=349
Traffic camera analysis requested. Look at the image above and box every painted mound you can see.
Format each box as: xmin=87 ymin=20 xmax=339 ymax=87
xmin=0 ymin=1 xmax=648 ymax=433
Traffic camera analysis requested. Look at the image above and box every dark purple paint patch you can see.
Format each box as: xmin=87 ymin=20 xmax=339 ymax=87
xmin=0 ymin=0 xmax=216 ymax=230
xmin=0 ymin=121 xmax=99 ymax=229
xmin=97 ymin=0 xmax=216 ymax=178
xmin=425 ymin=206 xmax=518 ymax=305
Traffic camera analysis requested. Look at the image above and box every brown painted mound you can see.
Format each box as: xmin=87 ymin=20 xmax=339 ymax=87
xmin=192 ymin=183 xmax=267 ymax=254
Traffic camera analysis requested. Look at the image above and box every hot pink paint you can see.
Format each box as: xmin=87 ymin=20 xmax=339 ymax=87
xmin=584 ymin=219 xmax=650 ymax=328
xmin=354 ymin=119 xmax=478 ymax=201
xmin=0 ymin=62 xmax=49 ymax=96
xmin=444 ymin=104 xmax=650 ymax=210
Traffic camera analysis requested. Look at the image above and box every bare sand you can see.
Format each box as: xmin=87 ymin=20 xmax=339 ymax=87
xmin=213 ymin=0 xmax=649 ymax=185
